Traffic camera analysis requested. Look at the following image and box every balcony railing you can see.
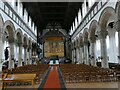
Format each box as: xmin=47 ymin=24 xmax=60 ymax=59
xmin=0 ymin=0 xmax=37 ymax=41
xmin=71 ymin=0 xmax=109 ymax=39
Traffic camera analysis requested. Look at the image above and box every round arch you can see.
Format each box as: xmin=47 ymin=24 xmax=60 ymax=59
xmin=16 ymin=28 xmax=23 ymax=45
xmin=3 ymin=20 xmax=15 ymax=43
xmin=23 ymin=34 xmax=28 ymax=47
xmin=99 ymin=7 xmax=116 ymax=31
xmin=89 ymin=20 xmax=99 ymax=43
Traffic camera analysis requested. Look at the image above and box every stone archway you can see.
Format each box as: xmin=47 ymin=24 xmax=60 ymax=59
xmin=99 ymin=7 xmax=116 ymax=68
xmin=3 ymin=20 xmax=15 ymax=69
xmin=89 ymin=20 xmax=98 ymax=66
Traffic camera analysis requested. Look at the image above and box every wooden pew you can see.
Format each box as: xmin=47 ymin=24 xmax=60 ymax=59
xmin=3 ymin=73 xmax=36 ymax=88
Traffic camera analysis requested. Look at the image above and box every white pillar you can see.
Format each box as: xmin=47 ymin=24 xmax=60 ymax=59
xmin=79 ymin=47 xmax=83 ymax=64
xmin=76 ymin=48 xmax=79 ymax=63
xmin=9 ymin=43 xmax=14 ymax=69
xmin=24 ymin=47 xmax=27 ymax=65
xmin=18 ymin=45 xmax=22 ymax=67
xmin=100 ymin=36 xmax=109 ymax=68
xmin=29 ymin=49 xmax=32 ymax=64
xmin=84 ymin=45 xmax=89 ymax=65
xmin=72 ymin=50 xmax=74 ymax=62
xmin=90 ymin=43 xmax=96 ymax=66
xmin=118 ymin=31 xmax=120 ymax=64
xmin=74 ymin=49 xmax=76 ymax=63
xmin=0 ymin=29 xmax=3 ymax=71
xmin=27 ymin=48 xmax=30 ymax=64
xmin=116 ymin=20 xmax=120 ymax=64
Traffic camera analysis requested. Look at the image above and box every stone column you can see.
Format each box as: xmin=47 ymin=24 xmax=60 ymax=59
xmin=118 ymin=31 xmax=120 ymax=64
xmin=89 ymin=36 xmax=96 ymax=66
xmin=79 ymin=47 xmax=83 ymax=64
xmin=9 ymin=42 xmax=15 ymax=69
xmin=18 ymin=44 xmax=22 ymax=67
xmin=74 ymin=49 xmax=76 ymax=63
xmin=72 ymin=49 xmax=74 ymax=62
xmin=24 ymin=46 xmax=27 ymax=65
xmin=27 ymin=48 xmax=29 ymax=64
xmin=100 ymin=31 xmax=108 ymax=68
xmin=29 ymin=48 xmax=32 ymax=64
xmin=90 ymin=42 xmax=96 ymax=66
xmin=0 ymin=28 xmax=4 ymax=71
xmin=84 ymin=45 xmax=89 ymax=65
xmin=116 ymin=20 xmax=120 ymax=64
xmin=76 ymin=47 xmax=79 ymax=63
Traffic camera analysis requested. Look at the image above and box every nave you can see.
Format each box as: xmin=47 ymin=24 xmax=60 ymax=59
xmin=0 ymin=63 xmax=120 ymax=90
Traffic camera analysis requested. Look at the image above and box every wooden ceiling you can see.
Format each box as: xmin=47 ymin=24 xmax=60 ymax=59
xmin=22 ymin=2 xmax=83 ymax=34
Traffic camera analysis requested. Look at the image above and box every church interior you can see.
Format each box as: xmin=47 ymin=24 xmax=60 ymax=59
xmin=0 ymin=0 xmax=120 ymax=89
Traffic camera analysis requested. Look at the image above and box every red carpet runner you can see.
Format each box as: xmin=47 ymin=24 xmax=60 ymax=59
xmin=43 ymin=66 xmax=61 ymax=89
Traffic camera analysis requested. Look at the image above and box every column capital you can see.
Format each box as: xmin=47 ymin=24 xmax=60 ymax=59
xmin=84 ymin=40 xmax=89 ymax=45
xmin=23 ymin=44 xmax=28 ymax=48
xmin=79 ymin=43 xmax=83 ymax=47
xmin=89 ymin=36 xmax=96 ymax=43
xmin=98 ymin=30 xmax=108 ymax=39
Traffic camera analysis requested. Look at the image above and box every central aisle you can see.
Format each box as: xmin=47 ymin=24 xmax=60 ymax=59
xmin=43 ymin=66 xmax=61 ymax=89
